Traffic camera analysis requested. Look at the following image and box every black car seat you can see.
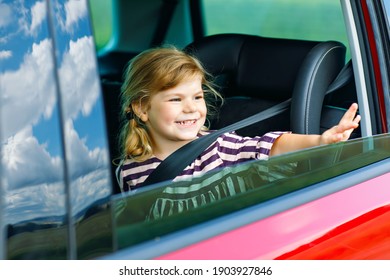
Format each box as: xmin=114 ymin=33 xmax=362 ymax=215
xmin=184 ymin=33 xmax=347 ymax=136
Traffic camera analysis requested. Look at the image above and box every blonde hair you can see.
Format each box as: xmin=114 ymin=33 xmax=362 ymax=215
xmin=118 ymin=46 xmax=222 ymax=162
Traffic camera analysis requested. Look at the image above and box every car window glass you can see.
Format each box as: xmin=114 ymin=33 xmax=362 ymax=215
xmin=112 ymin=134 xmax=390 ymax=252
xmin=47 ymin=0 xmax=114 ymax=259
xmin=89 ymin=0 xmax=113 ymax=52
xmin=384 ymin=0 xmax=390 ymax=19
xmin=0 ymin=0 xmax=68 ymax=259
xmin=201 ymin=0 xmax=350 ymax=59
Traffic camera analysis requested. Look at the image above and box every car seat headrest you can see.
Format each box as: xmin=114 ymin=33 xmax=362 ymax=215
xmin=185 ymin=34 xmax=327 ymax=101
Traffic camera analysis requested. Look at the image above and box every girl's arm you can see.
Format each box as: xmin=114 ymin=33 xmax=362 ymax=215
xmin=270 ymin=103 xmax=361 ymax=156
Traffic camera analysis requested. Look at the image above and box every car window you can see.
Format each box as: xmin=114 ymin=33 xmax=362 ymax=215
xmin=112 ymin=134 xmax=390 ymax=251
xmin=384 ymin=0 xmax=390 ymax=22
xmin=0 ymin=0 xmax=114 ymax=259
xmin=0 ymin=0 xmax=68 ymax=259
xmin=89 ymin=0 xmax=113 ymax=52
xmin=201 ymin=0 xmax=350 ymax=59
xmin=48 ymin=0 xmax=114 ymax=259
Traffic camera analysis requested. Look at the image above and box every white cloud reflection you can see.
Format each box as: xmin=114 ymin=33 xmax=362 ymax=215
xmin=0 ymin=50 xmax=12 ymax=60
xmin=3 ymin=125 xmax=63 ymax=189
xmin=30 ymin=1 xmax=46 ymax=35
xmin=1 ymin=0 xmax=111 ymax=224
xmin=59 ymin=36 xmax=100 ymax=120
xmin=0 ymin=2 xmax=12 ymax=28
xmin=16 ymin=0 xmax=46 ymax=36
xmin=54 ymin=0 xmax=88 ymax=34
xmin=0 ymin=38 xmax=56 ymax=140
xmin=64 ymin=0 xmax=87 ymax=31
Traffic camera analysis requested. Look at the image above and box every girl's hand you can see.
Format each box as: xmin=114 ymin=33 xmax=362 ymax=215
xmin=320 ymin=103 xmax=361 ymax=145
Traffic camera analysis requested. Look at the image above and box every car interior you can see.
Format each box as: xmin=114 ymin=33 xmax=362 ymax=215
xmin=95 ymin=0 xmax=361 ymax=194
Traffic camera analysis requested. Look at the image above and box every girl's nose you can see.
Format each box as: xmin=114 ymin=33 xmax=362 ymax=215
xmin=183 ymin=99 xmax=197 ymax=112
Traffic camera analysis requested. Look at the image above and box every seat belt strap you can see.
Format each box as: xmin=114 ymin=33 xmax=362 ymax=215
xmin=326 ymin=60 xmax=353 ymax=94
xmin=151 ymin=0 xmax=178 ymax=46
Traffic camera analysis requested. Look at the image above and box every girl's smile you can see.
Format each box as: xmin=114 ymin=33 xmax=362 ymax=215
xmin=175 ymin=119 xmax=199 ymax=126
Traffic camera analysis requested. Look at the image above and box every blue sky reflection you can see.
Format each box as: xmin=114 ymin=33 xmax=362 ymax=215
xmin=0 ymin=0 xmax=111 ymax=224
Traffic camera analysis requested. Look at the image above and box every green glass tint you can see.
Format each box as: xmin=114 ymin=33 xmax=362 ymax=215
xmin=113 ymin=134 xmax=390 ymax=249
xmin=89 ymin=0 xmax=113 ymax=51
xmin=201 ymin=0 xmax=350 ymax=59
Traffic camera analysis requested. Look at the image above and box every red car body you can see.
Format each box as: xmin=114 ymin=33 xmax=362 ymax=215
xmin=157 ymin=172 xmax=390 ymax=260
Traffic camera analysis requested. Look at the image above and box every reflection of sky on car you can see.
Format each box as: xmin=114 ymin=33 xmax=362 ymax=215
xmin=0 ymin=0 xmax=110 ymax=224
xmin=384 ymin=1 xmax=390 ymax=26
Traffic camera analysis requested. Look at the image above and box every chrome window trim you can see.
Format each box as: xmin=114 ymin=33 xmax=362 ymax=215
xmin=341 ymin=0 xmax=373 ymax=136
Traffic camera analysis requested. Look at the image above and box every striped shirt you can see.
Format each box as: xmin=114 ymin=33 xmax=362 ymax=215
xmin=119 ymin=131 xmax=286 ymax=192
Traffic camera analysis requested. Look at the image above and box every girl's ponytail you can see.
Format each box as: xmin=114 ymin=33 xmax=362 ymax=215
xmin=123 ymin=118 xmax=152 ymax=161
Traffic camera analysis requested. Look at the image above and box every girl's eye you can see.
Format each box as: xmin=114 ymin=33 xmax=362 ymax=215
xmin=169 ymin=98 xmax=181 ymax=102
xmin=195 ymin=95 xmax=204 ymax=100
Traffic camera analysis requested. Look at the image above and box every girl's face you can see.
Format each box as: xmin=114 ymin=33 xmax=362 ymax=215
xmin=140 ymin=75 xmax=207 ymax=152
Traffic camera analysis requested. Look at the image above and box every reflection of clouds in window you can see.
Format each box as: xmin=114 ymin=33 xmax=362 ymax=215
xmin=1 ymin=0 xmax=110 ymax=225
xmin=1 ymin=34 xmax=108 ymax=194
xmin=56 ymin=35 xmax=107 ymax=181
xmin=0 ymin=2 xmax=16 ymax=44
xmin=64 ymin=0 xmax=87 ymax=30
xmin=4 ymin=180 xmax=66 ymax=224
xmin=54 ymin=0 xmax=88 ymax=33
xmin=2 ymin=126 xmax=63 ymax=190
xmin=30 ymin=1 xmax=46 ymax=35
xmin=57 ymin=119 xmax=110 ymax=214
xmin=0 ymin=0 xmax=47 ymax=46
xmin=3 ymin=167 xmax=110 ymax=224
xmin=2 ymin=121 xmax=109 ymax=223
xmin=16 ymin=0 xmax=46 ymax=36
xmin=384 ymin=1 xmax=390 ymax=29
xmin=64 ymin=119 xmax=108 ymax=179
xmin=0 ymin=2 xmax=12 ymax=28
xmin=0 ymin=39 xmax=56 ymax=141
xmin=59 ymin=36 xmax=100 ymax=120
xmin=0 ymin=50 xmax=12 ymax=60
xmin=69 ymin=168 xmax=111 ymax=216
xmin=0 ymin=37 xmax=106 ymax=161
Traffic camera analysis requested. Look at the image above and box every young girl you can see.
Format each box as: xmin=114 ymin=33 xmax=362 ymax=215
xmin=118 ymin=46 xmax=360 ymax=192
